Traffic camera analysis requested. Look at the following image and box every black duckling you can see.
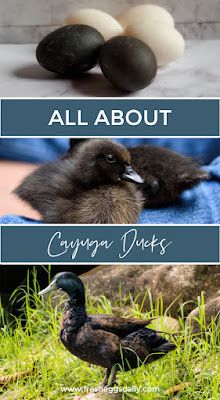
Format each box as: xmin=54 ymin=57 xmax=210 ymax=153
xmin=129 ymin=144 xmax=209 ymax=208
xmin=67 ymin=139 xmax=209 ymax=208
xmin=15 ymin=140 xmax=144 ymax=224
xmin=39 ymin=272 xmax=176 ymax=387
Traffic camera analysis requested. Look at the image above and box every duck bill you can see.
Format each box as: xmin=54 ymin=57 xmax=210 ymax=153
xmin=38 ymin=279 xmax=57 ymax=296
xmin=122 ymin=165 xmax=144 ymax=184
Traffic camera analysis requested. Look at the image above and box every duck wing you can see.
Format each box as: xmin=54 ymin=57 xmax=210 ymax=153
xmin=89 ymin=314 xmax=156 ymax=338
xmin=88 ymin=315 xmax=175 ymax=370
xmin=121 ymin=327 xmax=176 ymax=369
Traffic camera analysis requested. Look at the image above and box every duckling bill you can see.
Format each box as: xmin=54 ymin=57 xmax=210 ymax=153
xmin=39 ymin=272 xmax=176 ymax=387
xmin=15 ymin=140 xmax=144 ymax=224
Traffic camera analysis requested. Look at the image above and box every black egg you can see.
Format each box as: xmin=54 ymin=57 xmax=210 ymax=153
xmin=99 ymin=36 xmax=157 ymax=92
xmin=36 ymin=25 xmax=105 ymax=76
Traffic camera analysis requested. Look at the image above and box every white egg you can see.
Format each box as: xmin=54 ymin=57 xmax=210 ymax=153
xmin=118 ymin=4 xmax=175 ymax=29
xmin=125 ymin=22 xmax=185 ymax=66
xmin=64 ymin=9 xmax=123 ymax=41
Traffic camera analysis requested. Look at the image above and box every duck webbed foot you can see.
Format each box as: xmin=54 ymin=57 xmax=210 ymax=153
xmin=101 ymin=368 xmax=111 ymax=387
xmin=101 ymin=365 xmax=119 ymax=388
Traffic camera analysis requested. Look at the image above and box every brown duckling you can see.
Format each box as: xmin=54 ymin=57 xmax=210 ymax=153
xmin=15 ymin=140 xmax=144 ymax=224
xmin=39 ymin=272 xmax=176 ymax=387
xmin=67 ymin=139 xmax=209 ymax=208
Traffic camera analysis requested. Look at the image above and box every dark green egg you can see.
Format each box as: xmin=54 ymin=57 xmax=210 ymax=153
xmin=99 ymin=36 xmax=157 ymax=92
xmin=36 ymin=25 xmax=105 ymax=76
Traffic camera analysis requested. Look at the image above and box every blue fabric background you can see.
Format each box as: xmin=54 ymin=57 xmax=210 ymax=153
xmin=0 ymin=138 xmax=220 ymax=163
xmin=1 ymin=139 xmax=220 ymax=224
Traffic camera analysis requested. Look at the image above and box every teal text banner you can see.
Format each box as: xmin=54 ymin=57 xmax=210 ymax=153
xmin=1 ymin=225 xmax=219 ymax=264
xmin=1 ymin=99 xmax=219 ymax=137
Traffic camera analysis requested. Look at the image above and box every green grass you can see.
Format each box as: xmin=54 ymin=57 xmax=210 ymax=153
xmin=0 ymin=268 xmax=220 ymax=400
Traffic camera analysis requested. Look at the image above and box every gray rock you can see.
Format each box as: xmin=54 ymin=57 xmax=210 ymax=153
xmin=187 ymin=296 xmax=220 ymax=332
xmin=149 ymin=316 xmax=180 ymax=333
xmin=81 ymin=264 xmax=220 ymax=316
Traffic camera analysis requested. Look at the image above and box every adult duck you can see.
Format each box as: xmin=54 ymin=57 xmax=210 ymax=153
xmin=39 ymin=272 xmax=176 ymax=387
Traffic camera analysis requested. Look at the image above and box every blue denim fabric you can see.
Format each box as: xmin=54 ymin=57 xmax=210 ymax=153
xmin=1 ymin=138 xmax=220 ymax=164
xmin=0 ymin=139 xmax=68 ymax=162
xmin=116 ymin=138 xmax=220 ymax=164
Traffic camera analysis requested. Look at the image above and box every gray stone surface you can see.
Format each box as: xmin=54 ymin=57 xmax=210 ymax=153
xmin=1 ymin=41 xmax=220 ymax=97
xmin=187 ymin=296 xmax=220 ymax=332
xmin=81 ymin=264 xmax=220 ymax=316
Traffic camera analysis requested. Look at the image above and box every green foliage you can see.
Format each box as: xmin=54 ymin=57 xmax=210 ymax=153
xmin=0 ymin=268 xmax=219 ymax=399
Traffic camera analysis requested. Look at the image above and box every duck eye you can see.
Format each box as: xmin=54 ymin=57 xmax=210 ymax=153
xmin=105 ymin=154 xmax=117 ymax=164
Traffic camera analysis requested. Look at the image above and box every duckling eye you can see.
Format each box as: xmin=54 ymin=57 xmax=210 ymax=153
xmin=105 ymin=154 xmax=117 ymax=164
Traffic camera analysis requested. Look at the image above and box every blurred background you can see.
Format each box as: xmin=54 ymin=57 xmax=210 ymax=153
xmin=0 ymin=0 xmax=220 ymax=43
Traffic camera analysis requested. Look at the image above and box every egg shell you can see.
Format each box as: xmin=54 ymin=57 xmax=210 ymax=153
xmin=125 ymin=22 xmax=185 ymax=66
xmin=64 ymin=9 xmax=123 ymax=41
xmin=36 ymin=25 xmax=105 ymax=76
xmin=99 ymin=36 xmax=157 ymax=92
xmin=118 ymin=4 xmax=174 ymax=29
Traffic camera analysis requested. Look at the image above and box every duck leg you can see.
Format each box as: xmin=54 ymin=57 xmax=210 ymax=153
xmin=101 ymin=368 xmax=111 ymax=387
xmin=107 ymin=365 xmax=119 ymax=387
